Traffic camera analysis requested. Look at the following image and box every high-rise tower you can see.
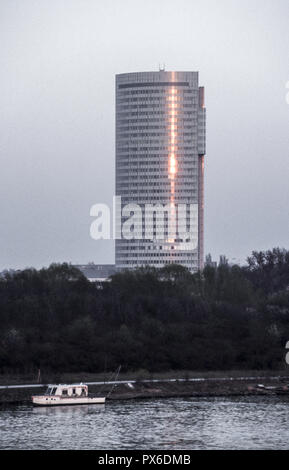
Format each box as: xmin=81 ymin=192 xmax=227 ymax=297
xmin=115 ymin=71 xmax=206 ymax=272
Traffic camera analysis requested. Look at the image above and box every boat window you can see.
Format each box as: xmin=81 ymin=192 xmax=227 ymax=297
xmin=51 ymin=387 xmax=57 ymax=395
xmin=72 ymin=388 xmax=76 ymax=394
xmin=62 ymin=389 xmax=68 ymax=396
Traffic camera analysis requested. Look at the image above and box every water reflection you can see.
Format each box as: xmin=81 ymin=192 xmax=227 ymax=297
xmin=1 ymin=397 xmax=289 ymax=450
xmin=33 ymin=404 xmax=105 ymax=416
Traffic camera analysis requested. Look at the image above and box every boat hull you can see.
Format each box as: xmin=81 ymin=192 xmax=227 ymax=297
xmin=32 ymin=396 xmax=106 ymax=406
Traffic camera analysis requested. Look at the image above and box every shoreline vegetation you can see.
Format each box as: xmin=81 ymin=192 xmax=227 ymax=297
xmin=1 ymin=371 xmax=289 ymax=405
xmin=1 ymin=247 xmax=289 ymax=401
xmin=1 ymin=368 xmax=289 ymax=386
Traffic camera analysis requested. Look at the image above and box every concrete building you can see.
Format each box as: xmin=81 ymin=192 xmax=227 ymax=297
xmin=74 ymin=264 xmax=116 ymax=282
xmin=115 ymin=70 xmax=206 ymax=272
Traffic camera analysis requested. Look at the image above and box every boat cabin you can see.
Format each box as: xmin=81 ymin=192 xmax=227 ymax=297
xmin=45 ymin=384 xmax=88 ymax=398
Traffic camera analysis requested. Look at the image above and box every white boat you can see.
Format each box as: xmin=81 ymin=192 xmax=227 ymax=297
xmin=32 ymin=383 xmax=106 ymax=406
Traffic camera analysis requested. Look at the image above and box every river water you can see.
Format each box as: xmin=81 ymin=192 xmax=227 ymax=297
xmin=1 ymin=396 xmax=289 ymax=450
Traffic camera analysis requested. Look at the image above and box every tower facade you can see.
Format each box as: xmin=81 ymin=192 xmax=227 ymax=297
xmin=115 ymin=71 xmax=206 ymax=272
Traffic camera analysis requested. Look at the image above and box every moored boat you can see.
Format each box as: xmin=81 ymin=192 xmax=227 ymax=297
xmin=32 ymin=383 xmax=105 ymax=406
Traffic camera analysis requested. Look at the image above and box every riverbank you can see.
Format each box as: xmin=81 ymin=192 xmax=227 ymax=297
xmin=1 ymin=371 xmax=289 ymax=405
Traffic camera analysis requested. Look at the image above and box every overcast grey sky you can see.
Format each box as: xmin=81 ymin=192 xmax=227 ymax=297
xmin=0 ymin=0 xmax=288 ymax=269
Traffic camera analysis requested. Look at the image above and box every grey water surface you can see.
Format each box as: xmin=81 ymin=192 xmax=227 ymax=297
xmin=1 ymin=396 xmax=289 ymax=450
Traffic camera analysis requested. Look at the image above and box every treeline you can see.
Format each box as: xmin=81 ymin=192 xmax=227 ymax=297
xmin=0 ymin=248 xmax=289 ymax=374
